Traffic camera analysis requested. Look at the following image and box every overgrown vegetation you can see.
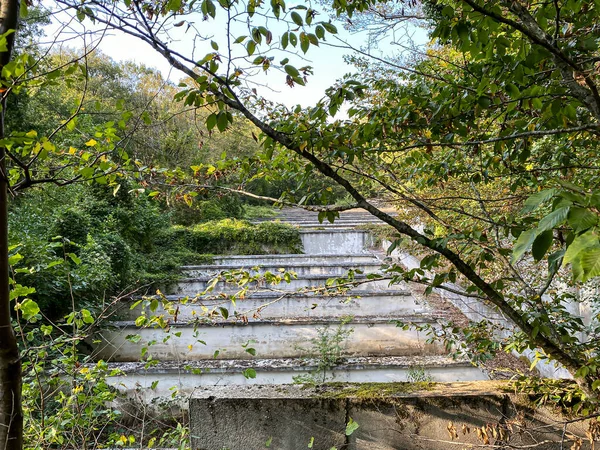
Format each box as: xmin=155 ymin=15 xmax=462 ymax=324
xmin=157 ymin=219 xmax=302 ymax=256
xmin=3 ymin=0 xmax=600 ymax=447
xmin=316 ymin=382 xmax=436 ymax=399
xmin=293 ymin=318 xmax=355 ymax=385
xmin=9 ymin=183 xmax=298 ymax=319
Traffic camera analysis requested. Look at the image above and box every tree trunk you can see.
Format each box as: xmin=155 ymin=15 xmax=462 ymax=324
xmin=0 ymin=0 xmax=23 ymax=448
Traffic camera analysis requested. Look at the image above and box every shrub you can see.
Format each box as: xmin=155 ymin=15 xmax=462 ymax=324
xmin=169 ymin=195 xmax=245 ymax=226
xmin=155 ymin=219 xmax=302 ymax=255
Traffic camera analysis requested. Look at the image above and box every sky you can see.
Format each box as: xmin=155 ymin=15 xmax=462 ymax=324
xmin=43 ymin=2 xmax=426 ymax=110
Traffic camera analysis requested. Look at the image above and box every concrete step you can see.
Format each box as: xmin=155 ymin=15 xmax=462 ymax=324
xmin=170 ymin=273 xmax=400 ymax=296
xmin=212 ymin=254 xmax=380 ymax=266
xmin=104 ymin=356 xmax=487 ymax=399
xmin=253 ymin=219 xmax=383 ymax=226
xmin=123 ymin=290 xmax=429 ymax=322
xmin=181 ymin=261 xmax=385 ymax=278
xmin=92 ymin=316 xmax=444 ymax=362
xmin=299 ymin=229 xmax=373 ymax=254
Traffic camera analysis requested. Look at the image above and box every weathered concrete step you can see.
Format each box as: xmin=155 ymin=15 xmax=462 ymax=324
xmin=299 ymin=229 xmax=373 ymax=254
xmin=253 ymin=219 xmax=383 ymax=227
xmin=125 ymin=290 xmax=428 ymax=321
xmin=181 ymin=261 xmax=385 ymax=278
xmin=212 ymin=254 xmax=379 ymax=266
xmin=189 ymin=381 xmax=577 ymax=450
xmin=171 ymin=273 xmax=400 ymax=295
xmin=104 ymin=356 xmax=487 ymax=399
xmin=93 ymin=316 xmax=444 ymax=362
xmin=261 ymin=217 xmax=382 ymax=223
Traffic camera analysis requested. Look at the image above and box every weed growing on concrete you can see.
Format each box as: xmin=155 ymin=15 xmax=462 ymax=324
xmin=293 ymin=316 xmax=354 ymax=385
xmin=407 ymin=365 xmax=434 ymax=383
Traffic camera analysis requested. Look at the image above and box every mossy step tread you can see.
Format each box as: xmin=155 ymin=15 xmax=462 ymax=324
xmin=108 ymin=314 xmax=441 ymax=328
xmin=103 ymin=355 xmax=475 ymax=374
xmin=213 ymin=252 xmax=376 ymax=260
xmin=181 ymin=261 xmax=383 ymax=270
xmin=137 ymin=289 xmax=414 ymax=301
xmin=297 ymin=229 xmax=370 ymax=234
xmin=178 ymin=272 xmax=390 ymax=282
xmin=191 ymin=380 xmax=511 ymax=400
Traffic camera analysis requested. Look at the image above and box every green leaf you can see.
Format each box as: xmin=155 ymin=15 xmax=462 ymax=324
xmin=9 ymin=285 xmax=36 ymax=301
xmin=531 ymin=229 xmax=553 ymax=261
xmin=218 ymin=306 xmax=229 ymax=319
xmin=68 ymin=253 xmax=82 ymax=265
xmin=521 ymin=189 xmax=557 ymax=214
xmin=20 ymin=0 xmax=28 ymax=18
xmin=217 ymin=111 xmax=229 ymax=132
xmin=477 ymin=96 xmax=491 ymax=108
xmin=567 ymin=207 xmax=598 ymax=233
xmin=300 ymin=33 xmax=309 ymax=53
xmin=247 ymin=41 xmax=256 ymax=55
xmin=563 ymin=230 xmax=599 ymax=265
xmin=315 ymin=25 xmax=325 ymax=39
xmin=580 ymin=247 xmax=600 ymax=281
xmin=291 ymin=11 xmax=303 ymax=26
xmin=19 ymin=299 xmax=40 ymax=321
xmin=537 ymin=206 xmax=570 ymax=232
xmin=547 ymin=250 xmax=565 ymax=275
xmin=8 ymin=253 xmax=23 ymax=266
xmin=281 ymin=32 xmax=289 ymax=49
xmin=242 ymin=368 xmax=257 ymax=379
xmin=511 ymin=229 xmax=538 ymax=263
xmin=505 ymin=83 xmax=519 ymax=98
xmin=322 ymin=22 xmax=337 ymax=33
xmin=206 ymin=113 xmax=218 ymax=131
xmin=284 ymin=65 xmax=299 ymax=77
xmin=345 ymin=417 xmax=359 ymax=436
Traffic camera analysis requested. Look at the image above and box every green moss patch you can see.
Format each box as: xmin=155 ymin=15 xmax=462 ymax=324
xmin=155 ymin=219 xmax=302 ymax=256
xmin=315 ymin=382 xmax=436 ymax=399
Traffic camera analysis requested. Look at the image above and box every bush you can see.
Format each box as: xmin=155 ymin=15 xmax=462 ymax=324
xmin=169 ymin=195 xmax=245 ymax=226
xmin=155 ymin=219 xmax=302 ymax=255
xmin=51 ymin=208 xmax=90 ymax=244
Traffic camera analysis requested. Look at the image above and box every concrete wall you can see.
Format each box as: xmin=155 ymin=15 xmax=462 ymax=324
xmin=105 ymin=358 xmax=486 ymax=400
xmin=94 ymin=320 xmax=444 ymax=362
xmin=300 ymin=230 xmax=371 ymax=255
xmin=211 ymin=254 xmax=379 ymax=266
xmin=190 ymin=382 xmax=594 ymax=450
xmin=172 ymin=275 xmax=401 ymax=296
xmin=125 ymin=291 xmax=427 ymax=322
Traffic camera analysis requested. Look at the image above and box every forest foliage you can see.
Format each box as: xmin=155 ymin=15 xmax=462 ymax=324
xmin=3 ymin=0 xmax=600 ymax=448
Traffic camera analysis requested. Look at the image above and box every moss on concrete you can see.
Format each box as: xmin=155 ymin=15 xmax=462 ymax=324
xmin=315 ymin=381 xmax=436 ymax=399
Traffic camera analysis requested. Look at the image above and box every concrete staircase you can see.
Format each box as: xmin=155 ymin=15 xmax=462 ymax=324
xmin=96 ymin=207 xmax=487 ymax=401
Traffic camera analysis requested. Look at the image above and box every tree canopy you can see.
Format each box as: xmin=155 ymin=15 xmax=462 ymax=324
xmin=2 ymin=0 xmax=600 ymax=448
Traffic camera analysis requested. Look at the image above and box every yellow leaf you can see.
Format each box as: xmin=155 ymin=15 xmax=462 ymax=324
xmin=69 ymin=147 xmax=77 ymax=155
xmin=85 ymin=139 xmax=97 ymax=147
xmin=80 ymin=367 xmax=89 ymax=374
